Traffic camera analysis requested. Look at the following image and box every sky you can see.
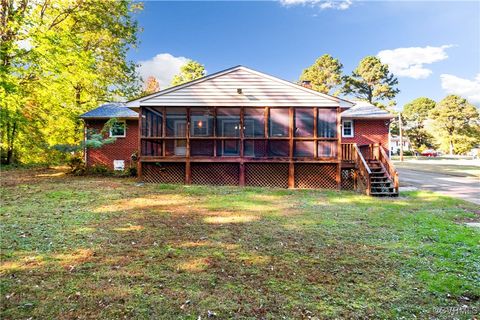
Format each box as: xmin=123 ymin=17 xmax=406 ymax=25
xmin=130 ymin=1 xmax=480 ymax=109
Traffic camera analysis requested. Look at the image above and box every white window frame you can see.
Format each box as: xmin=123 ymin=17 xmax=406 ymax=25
xmin=342 ymin=120 xmax=354 ymax=138
xmin=109 ymin=120 xmax=126 ymax=138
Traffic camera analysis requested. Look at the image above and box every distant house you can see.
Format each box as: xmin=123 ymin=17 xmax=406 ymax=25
xmin=390 ymin=135 xmax=412 ymax=155
xmin=80 ymin=66 xmax=398 ymax=196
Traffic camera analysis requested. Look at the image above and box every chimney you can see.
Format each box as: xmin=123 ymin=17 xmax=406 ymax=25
xmin=301 ymin=80 xmax=312 ymax=89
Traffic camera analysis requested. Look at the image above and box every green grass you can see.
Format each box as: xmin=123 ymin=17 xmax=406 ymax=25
xmin=1 ymin=168 xmax=479 ymax=319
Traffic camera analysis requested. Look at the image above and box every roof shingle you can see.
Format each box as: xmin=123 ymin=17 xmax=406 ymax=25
xmin=80 ymin=103 xmax=138 ymax=119
xmin=341 ymin=101 xmax=395 ymax=119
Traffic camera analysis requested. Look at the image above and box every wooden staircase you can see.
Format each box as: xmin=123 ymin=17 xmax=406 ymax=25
xmin=367 ymin=159 xmax=398 ymax=197
xmin=350 ymin=143 xmax=399 ymax=197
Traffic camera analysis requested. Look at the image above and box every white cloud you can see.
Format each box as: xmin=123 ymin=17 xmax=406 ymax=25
xmin=137 ymin=53 xmax=189 ymax=89
xmin=280 ymin=0 xmax=352 ymax=10
xmin=377 ymin=45 xmax=453 ymax=79
xmin=440 ymin=73 xmax=480 ymax=104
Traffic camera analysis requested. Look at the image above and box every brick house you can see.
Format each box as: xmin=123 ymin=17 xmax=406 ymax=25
xmin=80 ymin=66 xmax=398 ymax=195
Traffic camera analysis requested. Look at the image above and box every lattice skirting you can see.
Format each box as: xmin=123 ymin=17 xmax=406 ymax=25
xmin=245 ymin=163 xmax=289 ymax=188
xmin=341 ymin=168 xmax=355 ymax=190
xmin=142 ymin=162 xmax=185 ymax=184
xmin=294 ymin=164 xmax=338 ymax=189
xmin=191 ymin=163 xmax=239 ymax=186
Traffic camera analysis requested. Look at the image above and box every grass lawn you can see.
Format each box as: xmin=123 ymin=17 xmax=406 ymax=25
xmin=1 ymin=167 xmax=479 ymax=319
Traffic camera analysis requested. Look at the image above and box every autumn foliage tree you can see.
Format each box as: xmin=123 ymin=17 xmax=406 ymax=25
xmin=299 ymin=54 xmax=343 ymax=95
xmin=0 ymin=0 xmax=142 ymax=164
xmin=171 ymin=60 xmax=206 ymax=86
xmin=144 ymin=76 xmax=160 ymax=95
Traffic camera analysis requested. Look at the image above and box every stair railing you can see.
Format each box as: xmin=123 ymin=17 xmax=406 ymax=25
xmin=378 ymin=145 xmax=399 ymax=194
xmin=353 ymin=144 xmax=372 ymax=195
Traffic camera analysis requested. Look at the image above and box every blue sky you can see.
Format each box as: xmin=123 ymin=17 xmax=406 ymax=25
xmin=130 ymin=1 xmax=480 ymax=108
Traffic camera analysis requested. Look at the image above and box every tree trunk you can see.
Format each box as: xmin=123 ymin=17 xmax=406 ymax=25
xmin=449 ymin=140 xmax=454 ymax=155
xmin=5 ymin=120 xmax=17 ymax=165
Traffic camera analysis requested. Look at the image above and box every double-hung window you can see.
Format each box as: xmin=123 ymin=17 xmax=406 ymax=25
xmin=110 ymin=121 xmax=126 ymax=138
xmin=342 ymin=120 xmax=354 ymax=138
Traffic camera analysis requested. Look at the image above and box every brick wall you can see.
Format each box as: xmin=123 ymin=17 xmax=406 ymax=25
xmin=341 ymin=119 xmax=390 ymax=151
xmin=85 ymin=119 xmax=138 ymax=170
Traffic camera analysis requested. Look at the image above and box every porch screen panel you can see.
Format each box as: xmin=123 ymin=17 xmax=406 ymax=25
xmin=190 ymin=140 xmax=214 ymax=157
xmin=244 ymin=108 xmax=265 ymax=137
xmin=142 ymin=107 xmax=163 ymax=137
xmin=268 ymin=140 xmax=289 ymax=157
xmin=269 ymin=108 xmax=289 ymax=137
xmin=217 ymin=108 xmax=240 ymax=137
xmin=294 ymin=141 xmax=315 ymax=157
xmin=317 ymin=141 xmax=338 ymax=158
xmin=317 ymin=108 xmax=337 ymax=138
xmin=294 ymin=108 xmax=314 ymax=137
xmin=244 ymin=140 xmax=267 ymax=157
xmin=190 ymin=108 xmax=214 ymax=137
xmin=141 ymin=140 xmax=162 ymax=157
xmin=166 ymin=108 xmax=187 ymax=137
xmin=217 ymin=140 xmax=240 ymax=156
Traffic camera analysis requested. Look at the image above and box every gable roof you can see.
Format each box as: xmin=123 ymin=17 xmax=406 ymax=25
xmin=341 ymin=101 xmax=395 ymax=119
xmin=132 ymin=66 xmax=354 ymax=108
xmin=79 ymin=103 xmax=138 ymax=119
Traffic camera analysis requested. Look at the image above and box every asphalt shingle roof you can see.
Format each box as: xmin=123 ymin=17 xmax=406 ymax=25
xmin=341 ymin=101 xmax=395 ymax=119
xmin=80 ymin=103 xmax=138 ymax=119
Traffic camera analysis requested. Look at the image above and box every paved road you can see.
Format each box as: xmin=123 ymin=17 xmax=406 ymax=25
xmin=398 ymin=168 xmax=480 ymax=205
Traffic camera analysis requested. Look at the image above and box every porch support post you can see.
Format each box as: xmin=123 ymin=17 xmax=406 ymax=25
xmin=288 ymin=107 xmax=295 ymax=188
xmin=239 ymin=163 xmax=245 ymax=186
xmin=336 ymin=106 xmax=342 ymax=190
xmin=137 ymin=107 xmax=143 ymax=179
xmin=239 ymin=107 xmax=245 ymax=186
xmin=185 ymin=107 xmax=191 ymax=184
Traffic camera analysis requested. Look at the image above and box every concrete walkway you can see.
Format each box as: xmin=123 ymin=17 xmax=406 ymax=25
xmin=397 ymin=168 xmax=480 ymax=205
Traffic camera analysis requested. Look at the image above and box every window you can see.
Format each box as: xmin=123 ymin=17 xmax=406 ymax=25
xmin=295 ymin=108 xmax=314 ymax=137
xmin=318 ymin=109 xmax=337 ymax=138
xmin=190 ymin=108 xmax=213 ymax=137
xmin=342 ymin=120 xmax=354 ymax=138
xmin=110 ymin=121 xmax=126 ymax=137
xmin=269 ymin=108 xmax=289 ymax=137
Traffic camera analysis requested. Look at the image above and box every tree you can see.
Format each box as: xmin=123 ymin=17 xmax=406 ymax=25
xmin=342 ymin=56 xmax=399 ymax=108
xmin=402 ymin=97 xmax=437 ymax=151
xmin=171 ymin=60 xmax=206 ymax=86
xmin=0 ymin=0 xmax=142 ymax=164
xmin=429 ymin=95 xmax=480 ymax=155
xmin=299 ymin=54 xmax=343 ymax=95
xmin=144 ymin=76 xmax=160 ymax=95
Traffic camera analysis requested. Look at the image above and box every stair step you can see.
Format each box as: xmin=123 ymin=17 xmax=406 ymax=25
xmin=371 ymin=192 xmax=398 ymax=197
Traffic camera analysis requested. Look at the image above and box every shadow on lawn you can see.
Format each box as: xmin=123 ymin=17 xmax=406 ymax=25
xmin=1 ymin=170 xmax=479 ymax=319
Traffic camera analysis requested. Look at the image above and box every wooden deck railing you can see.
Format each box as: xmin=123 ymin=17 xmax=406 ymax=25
xmin=341 ymin=143 xmax=355 ymax=162
xmin=353 ymin=144 xmax=371 ymax=195
xmin=378 ymin=145 xmax=399 ymax=194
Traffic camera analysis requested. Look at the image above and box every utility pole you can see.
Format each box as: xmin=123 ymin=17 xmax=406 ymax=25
xmin=399 ymin=113 xmax=404 ymax=162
